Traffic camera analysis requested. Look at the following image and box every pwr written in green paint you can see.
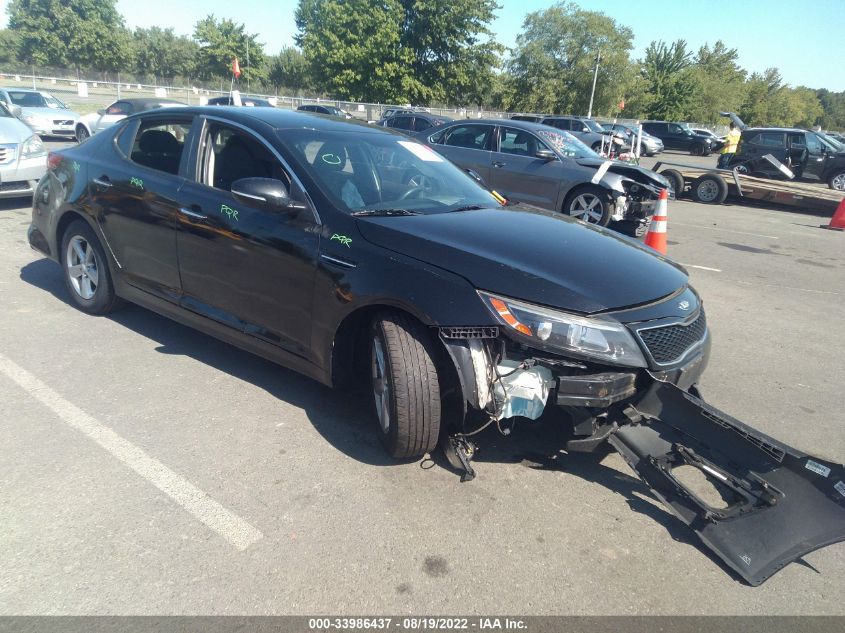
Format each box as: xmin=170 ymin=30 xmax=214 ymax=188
xmin=130 ymin=177 xmax=144 ymax=189
xmin=330 ymin=234 xmax=352 ymax=247
xmin=220 ymin=204 xmax=239 ymax=221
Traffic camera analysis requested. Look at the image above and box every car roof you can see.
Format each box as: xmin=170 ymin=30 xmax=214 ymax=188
xmin=741 ymin=127 xmax=807 ymax=134
xmin=133 ymin=105 xmax=397 ymax=134
xmin=119 ymin=97 xmax=186 ymax=106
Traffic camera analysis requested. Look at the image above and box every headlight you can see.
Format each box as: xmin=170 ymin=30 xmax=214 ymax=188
xmin=478 ymin=291 xmax=647 ymax=368
xmin=21 ymin=134 xmax=46 ymax=158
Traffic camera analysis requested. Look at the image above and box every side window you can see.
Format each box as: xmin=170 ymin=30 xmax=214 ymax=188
xmin=106 ymin=101 xmax=129 ymax=115
xmin=499 ymin=127 xmax=545 ymax=156
xmin=545 ymin=119 xmax=568 ymax=130
xmin=668 ymin=123 xmax=684 ymax=134
xmin=201 ymin=124 xmax=289 ymax=192
xmin=753 ymin=132 xmax=785 ymax=148
xmin=412 ymin=117 xmax=431 ymax=132
xmin=444 ymin=125 xmax=493 ymax=150
xmin=392 ymin=116 xmax=414 ymax=131
xmin=805 ymin=134 xmax=823 ymax=153
xmin=429 ymin=127 xmax=448 ymax=144
xmin=129 ymin=118 xmax=192 ymax=175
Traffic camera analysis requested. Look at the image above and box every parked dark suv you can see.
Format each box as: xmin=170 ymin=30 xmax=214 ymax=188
xmin=726 ymin=127 xmax=845 ymax=191
xmin=642 ymin=121 xmax=720 ymax=156
xmin=378 ymin=112 xmax=452 ymax=133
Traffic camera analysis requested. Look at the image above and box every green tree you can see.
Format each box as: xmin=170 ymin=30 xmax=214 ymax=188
xmin=507 ymin=2 xmax=634 ymax=116
xmin=296 ymin=0 xmax=410 ymax=102
xmin=7 ymin=0 xmax=132 ymax=72
xmin=268 ymin=47 xmax=311 ymax=93
xmin=0 ymin=29 xmax=20 ymax=65
xmin=133 ymin=27 xmax=198 ymax=82
xmin=817 ymin=89 xmax=845 ymax=130
xmin=638 ymin=39 xmax=696 ymax=120
xmin=685 ymin=40 xmax=747 ymax=124
xmin=193 ymin=15 xmax=266 ymax=84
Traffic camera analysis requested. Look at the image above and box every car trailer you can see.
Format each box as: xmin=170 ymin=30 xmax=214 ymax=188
xmin=654 ymin=159 xmax=844 ymax=213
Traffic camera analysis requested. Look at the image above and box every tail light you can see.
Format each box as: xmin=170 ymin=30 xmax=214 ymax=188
xmin=47 ymin=152 xmax=62 ymax=171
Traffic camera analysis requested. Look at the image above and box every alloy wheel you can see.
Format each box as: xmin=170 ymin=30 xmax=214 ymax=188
xmin=65 ymin=235 xmax=99 ymax=300
xmin=570 ymin=193 xmax=604 ymax=224
xmin=832 ymin=173 xmax=845 ymax=191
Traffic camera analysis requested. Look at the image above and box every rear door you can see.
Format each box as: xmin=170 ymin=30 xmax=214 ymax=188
xmin=800 ymin=132 xmax=827 ymax=180
xmin=175 ymin=117 xmax=319 ymax=357
xmin=488 ymin=126 xmax=561 ymax=210
xmin=745 ymin=131 xmax=787 ymax=176
xmin=89 ymin=114 xmax=194 ymax=300
xmin=429 ymin=123 xmax=494 ymax=184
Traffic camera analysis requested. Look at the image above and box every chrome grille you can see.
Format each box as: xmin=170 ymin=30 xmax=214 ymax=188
xmin=637 ymin=309 xmax=707 ymax=364
xmin=0 ymin=144 xmax=15 ymax=165
xmin=53 ymin=119 xmax=74 ymax=125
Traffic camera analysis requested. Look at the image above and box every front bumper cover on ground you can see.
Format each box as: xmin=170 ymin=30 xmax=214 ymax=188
xmin=609 ymin=381 xmax=845 ymax=585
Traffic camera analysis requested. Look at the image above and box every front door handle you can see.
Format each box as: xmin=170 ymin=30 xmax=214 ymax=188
xmin=179 ymin=207 xmax=207 ymax=221
xmin=93 ymin=176 xmax=112 ymax=188
xmin=493 ymin=161 xmax=507 ymax=168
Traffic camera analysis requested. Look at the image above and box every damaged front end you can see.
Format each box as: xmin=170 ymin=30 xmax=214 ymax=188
xmin=438 ymin=290 xmax=845 ymax=585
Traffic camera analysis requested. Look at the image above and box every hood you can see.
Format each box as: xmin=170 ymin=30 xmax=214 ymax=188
xmin=575 ymin=158 xmax=668 ymax=188
xmin=19 ymin=106 xmax=78 ymax=119
xmin=0 ymin=117 xmax=36 ymax=143
xmin=356 ymin=206 xmax=687 ymax=314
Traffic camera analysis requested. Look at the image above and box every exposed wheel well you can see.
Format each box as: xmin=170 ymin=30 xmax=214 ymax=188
xmin=55 ymin=211 xmax=90 ymax=256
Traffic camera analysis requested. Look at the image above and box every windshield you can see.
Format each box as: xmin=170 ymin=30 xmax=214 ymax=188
xmin=536 ymin=129 xmax=599 ymax=159
xmin=8 ymin=91 xmax=48 ymax=107
xmin=817 ymin=132 xmax=843 ymax=151
xmin=42 ymin=93 xmax=67 ymax=109
xmin=280 ymin=129 xmax=500 ymax=215
xmin=0 ymin=102 xmax=11 ymax=118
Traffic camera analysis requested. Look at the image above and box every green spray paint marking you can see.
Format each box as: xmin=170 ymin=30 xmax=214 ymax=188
xmin=220 ymin=204 xmax=239 ymax=221
xmin=330 ymin=234 xmax=352 ymax=247
xmin=72 ymin=161 xmax=80 ymax=172
xmin=130 ymin=177 xmax=144 ymax=189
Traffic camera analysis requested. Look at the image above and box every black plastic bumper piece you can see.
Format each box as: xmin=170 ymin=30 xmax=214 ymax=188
xmin=556 ymin=371 xmax=637 ymax=408
xmin=608 ymin=381 xmax=845 ymax=585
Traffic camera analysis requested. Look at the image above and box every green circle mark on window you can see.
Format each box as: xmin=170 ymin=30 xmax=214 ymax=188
xmin=321 ymin=153 xmax=342 ymax=165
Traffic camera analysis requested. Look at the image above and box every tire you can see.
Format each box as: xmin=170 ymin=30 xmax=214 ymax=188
xmin=690 ymin=143 xmax=705 ymax=156
xmin=370 ymin=312 xmax=441 ymax=459
xmin=60 ymin=220 xmax=121 ymax=314
xmin=75 ymin=125 xmax=90 ymax=143
xmin=691 ymin=173 xmax=728 ymax=204
xmin=591 ymin=141 xmax=603 ymax=152
xmin=563 ymin=185 xmax=612 ymax=227
xmin=828 ymin=170 xmax=845 ymax=191
xmin=659 ymin=169 xmax=685 ymax=197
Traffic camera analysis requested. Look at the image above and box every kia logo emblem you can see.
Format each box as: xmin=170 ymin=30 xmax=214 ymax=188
xmin=679 ymin=300 xmax=690 ymax=310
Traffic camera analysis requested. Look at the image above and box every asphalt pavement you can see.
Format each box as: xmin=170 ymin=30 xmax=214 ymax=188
xmin=1 ymin=142 xmax=844 ymax=615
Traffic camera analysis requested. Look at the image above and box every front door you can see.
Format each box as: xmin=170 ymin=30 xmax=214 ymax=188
xmin=176 ymin=118 xmax=320 ymax=358
xmin=488 ymin=126 xmax=561 ymax=210
xmin=89 ymin=115 xmax=194 ymax=301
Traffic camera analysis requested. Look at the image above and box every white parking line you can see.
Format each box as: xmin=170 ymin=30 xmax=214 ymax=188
xmin=671 ymin=222 xmax=779 ymax=240
xmin=0 ymin=353 xmax=263 ymax=551
xmin=680 ymin=263 xmax=722 ymax=272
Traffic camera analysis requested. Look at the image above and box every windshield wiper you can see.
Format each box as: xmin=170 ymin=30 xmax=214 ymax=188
xmin=350 ymin=208 xmax=420 ymax=217
xmin=448 ymin=204 xmax=486 ymax=213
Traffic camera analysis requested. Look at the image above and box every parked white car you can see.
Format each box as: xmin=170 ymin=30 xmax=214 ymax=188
xmin=0 ymin=88 xmax=80 ymax=139
xmin=0 ymin=102 xmax=47 ymax=199
xmin=74 ymin=98 xmax=186 ymax=142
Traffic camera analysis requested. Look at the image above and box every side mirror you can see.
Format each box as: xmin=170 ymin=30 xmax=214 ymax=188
xmin=97 ymin=109 xmax=105 ymax=116
xmin=535 ymin=149 xmax=556 ymax=161
xmin=581 ymin=126 xmax=590 ymax=133
xmin=232 ymin=177 xmax=298 ymax=212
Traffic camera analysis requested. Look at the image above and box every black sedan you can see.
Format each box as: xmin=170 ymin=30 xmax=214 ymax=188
xmin=27 ymin=106 xmax=845 ymax=586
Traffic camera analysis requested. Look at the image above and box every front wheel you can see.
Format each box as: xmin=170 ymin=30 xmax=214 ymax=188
xmin=563 ymin=186 xmax=612 ymax=226
xmin=828 ymin=170 xmax=845 ymax=191
xmin=370 ymin=312 xmax=441 ymax=459
xmin=75 ymin=125 xmax=90 ymax=143
xmin=61 ymin=220 xmax=121 ymax=314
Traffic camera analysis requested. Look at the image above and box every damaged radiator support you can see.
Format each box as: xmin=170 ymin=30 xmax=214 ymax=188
xmin=609 ymin=381 xmax=845 ymax=586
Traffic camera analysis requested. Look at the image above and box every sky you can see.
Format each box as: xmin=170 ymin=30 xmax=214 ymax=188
xmin=1 ymin=0 xmax=844 ymax=91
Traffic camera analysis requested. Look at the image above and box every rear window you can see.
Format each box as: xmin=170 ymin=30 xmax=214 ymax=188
xmin=129 ymin=118 xmax=193 ymax=175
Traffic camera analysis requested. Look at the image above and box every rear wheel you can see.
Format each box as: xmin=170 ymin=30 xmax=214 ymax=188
xmin=60 ymin=220 xmax=121 ymax=314
xmin=75 ymin=125 xmax=90 ymax=143
xmin=370 ymin=312 xmax=441 ymax=459
xmin=563 ymin=186 xmax=612 ymax=227
xmin=691 ymin=174 xmax=728 ymax=204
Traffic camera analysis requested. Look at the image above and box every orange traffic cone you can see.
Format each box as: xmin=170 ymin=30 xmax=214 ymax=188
xmin=821 ymin=197 xmax=845 ymax=231
xmin=644 ymin=189 xmax=669 ymax=253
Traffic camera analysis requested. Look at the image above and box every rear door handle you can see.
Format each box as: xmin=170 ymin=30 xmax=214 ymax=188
xmin=93 ymin=176 xmax=112 ymax=188
xmin=493 ymin=161 xmax=507 ymax=168
xmin=179 ymin=207 xmax=207 ymax=221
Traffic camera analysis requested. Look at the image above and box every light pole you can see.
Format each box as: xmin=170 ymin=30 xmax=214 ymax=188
xmin=587 ymin=51 xmax=601 ymax=119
